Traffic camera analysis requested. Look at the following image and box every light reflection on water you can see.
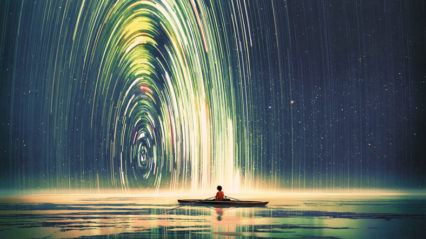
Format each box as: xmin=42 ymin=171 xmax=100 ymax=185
xmin=0 ymin=193 xmax=425 ymax=238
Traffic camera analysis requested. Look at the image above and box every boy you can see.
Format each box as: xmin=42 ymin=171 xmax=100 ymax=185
xmin=215 ymin=185 xmax=224 ymax=201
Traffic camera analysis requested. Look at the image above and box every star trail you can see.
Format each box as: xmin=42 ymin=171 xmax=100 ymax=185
xmin=0 ymin=0 xmax=424 ymax=192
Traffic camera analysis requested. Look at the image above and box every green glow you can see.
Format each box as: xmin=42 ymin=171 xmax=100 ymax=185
xmin=60 ymin=0 xmax=253 ymax=190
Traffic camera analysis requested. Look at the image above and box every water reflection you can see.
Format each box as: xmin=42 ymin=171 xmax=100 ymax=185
xmin=0 ymin=193 xmax=424 ymax=238
xmin=215 ymin=206 xmax=223 ymax=221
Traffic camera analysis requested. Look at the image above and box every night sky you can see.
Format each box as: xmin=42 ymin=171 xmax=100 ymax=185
xmin=0 ymin=0 xmax=425 ymax=191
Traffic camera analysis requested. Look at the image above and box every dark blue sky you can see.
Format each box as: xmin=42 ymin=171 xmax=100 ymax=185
xmin=246 ymin=0 xmax=426 ymax=189
xmin=0 ymin=0 xmax=425 ymax=190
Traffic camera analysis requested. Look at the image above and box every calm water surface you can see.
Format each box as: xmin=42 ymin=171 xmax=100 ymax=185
xmin=0 ymin=193 xmax=424 ymax=238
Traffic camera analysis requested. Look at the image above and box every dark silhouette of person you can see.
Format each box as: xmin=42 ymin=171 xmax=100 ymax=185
xmin=215 ymin=185 xmax=224 ymax=201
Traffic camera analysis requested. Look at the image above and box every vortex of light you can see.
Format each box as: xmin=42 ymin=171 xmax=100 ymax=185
xmin=59 ymin=0 xmax=253 ymax=191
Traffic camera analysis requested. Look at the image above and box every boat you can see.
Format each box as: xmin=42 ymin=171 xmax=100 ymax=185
xmin=178 ymin=199 xmax=268 ymax=206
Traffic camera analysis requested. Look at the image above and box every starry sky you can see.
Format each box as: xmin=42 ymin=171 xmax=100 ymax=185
xmin=0 ymin=0 xmax=425 ymax=191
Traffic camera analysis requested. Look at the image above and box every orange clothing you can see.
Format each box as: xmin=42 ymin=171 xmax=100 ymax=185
xmin=215 ymin=191 xmax=224 ymax=201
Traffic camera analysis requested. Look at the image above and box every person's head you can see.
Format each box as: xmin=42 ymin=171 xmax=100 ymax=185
xmin=217 ymin=185 xmax=222 ymax=191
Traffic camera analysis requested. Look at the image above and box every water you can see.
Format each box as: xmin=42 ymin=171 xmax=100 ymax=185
xmin=0 ymin=192 xmax=424 ymax=238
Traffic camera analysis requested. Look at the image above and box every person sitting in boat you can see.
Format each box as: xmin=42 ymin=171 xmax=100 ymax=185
xmin=215 ymin=185 xmax=224 ymax=201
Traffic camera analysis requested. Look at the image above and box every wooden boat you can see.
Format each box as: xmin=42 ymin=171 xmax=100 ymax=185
xmin=178 ymin=199 xmax=268 ymax=206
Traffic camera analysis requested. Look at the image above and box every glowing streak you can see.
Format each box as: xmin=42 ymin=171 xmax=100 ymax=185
xmin=190 ymin=0 xmax=208 ymax=53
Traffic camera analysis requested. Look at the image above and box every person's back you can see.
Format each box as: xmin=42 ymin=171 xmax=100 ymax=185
xmin=215 ymin=185 xmax=224 ymax=201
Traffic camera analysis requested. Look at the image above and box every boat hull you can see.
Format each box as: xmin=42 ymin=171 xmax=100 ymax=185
xmin=178 ymin=199 xmax=268 ymax=206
